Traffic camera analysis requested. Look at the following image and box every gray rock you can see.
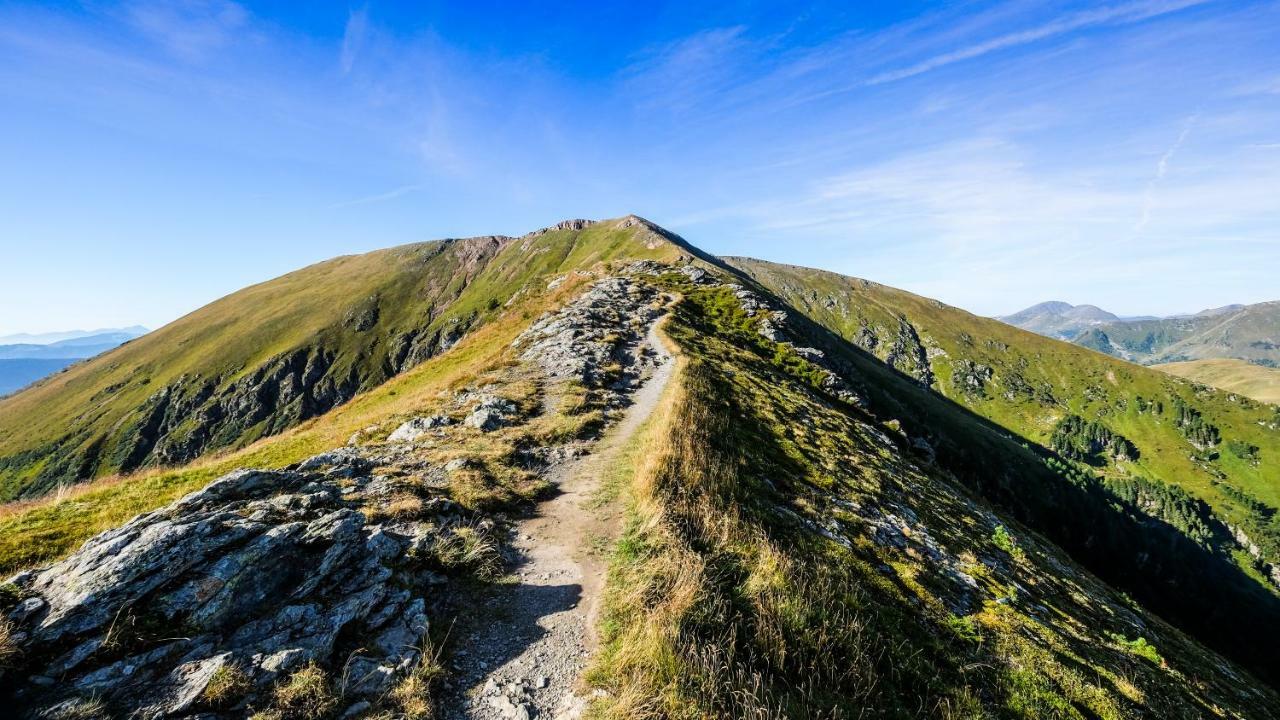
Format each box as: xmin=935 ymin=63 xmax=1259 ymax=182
xmin=465 ymin=395 xmax=518 ymax=431
xmin=388 ymin=414 xmax=453 ymax=442
xmin=7 ymin=464 xmax=433 ymax=717
xmin=513 ymin=277 xmax=663 ymax=387
xmin=8 ymin=596 xmax=45 ymax=623
xmin=342 ymin=700 xmax=373 ymax=718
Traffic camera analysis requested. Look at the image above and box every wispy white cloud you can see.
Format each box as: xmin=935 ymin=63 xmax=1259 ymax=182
xmin=1136 ymin=113 xmax=1198 ymax=231
xmin=621 ymin=26 xmax=753 ymax=113
xmin=340 ymin=7 xmax=368 ymax=75
xmin=123 ymin=0 xmax=250 ymax=62
xmin=868 ymin=0 xmax=1212 ymax=85
xmin=1230 ymin=75 xmax=1280 ymax=96
xmin=329 ymin=184 xmax=423 ymax=209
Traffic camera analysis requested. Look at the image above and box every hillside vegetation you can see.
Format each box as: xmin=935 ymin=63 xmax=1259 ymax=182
xmin=1157 ymin=358 xmax=1280 ymax=405
xmin=728 ymin=258 xmax=1280 ymax=564
xmin=0 ymin=219 xmax=679 ymax=501
xmin=587 ymin=267 xmax=1275 ymax=718
xmin=0 ymin=219 xmax=1276 ymax=717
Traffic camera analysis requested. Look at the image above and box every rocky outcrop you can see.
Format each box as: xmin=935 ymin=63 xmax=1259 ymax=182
xmin=514 ymin=276 xmax=666 ymax=390
xmin=885 ymin=318 xmax=935 ymax=386
xmin=464 ymin=396 xmax=519 ymax=432
xmin=3 ymin=461 xmax=447 ymax=718
xmin=388 ymin=414 xmax=453 ymax=442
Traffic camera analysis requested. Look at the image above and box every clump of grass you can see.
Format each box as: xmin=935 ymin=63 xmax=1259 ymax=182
xmin=363 ymin=492 xmax=425 ymax=523
xmin=445 ymin=465 xmax=506 ymax=510
xmin=0 ymin=617 xmax=21 ymax=669
xmin=991 ymin=525 xmax=1025 ymax=560
xmin=389 ymin=637 xmax=448 ymax=719
xmin=425 ymin=524 xmax=503 ymax=579
xmin=1108 ymin=633 xmax=1164 ymax=665
xmin=536 ymin=408 xmax=606 ymax=444
xmin=265 ymin=662 xmax=338 ymax=719
xmin=947 ymin=614 xmax=982 ymax=646
xmin=0 ymin=582 xmax=24 ymax=613
xmin=203 ymin=662 xmax=252 ymax=706
xmin=38 ymin=696 xmax=109 ymax=720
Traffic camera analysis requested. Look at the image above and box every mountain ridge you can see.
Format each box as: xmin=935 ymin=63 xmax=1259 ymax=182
xmin=1 ymin=218 xmax=1277 ymax=717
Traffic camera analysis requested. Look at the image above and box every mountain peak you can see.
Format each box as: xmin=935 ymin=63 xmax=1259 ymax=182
xmin=1000 ymin=301 xmax=1119 ymax=339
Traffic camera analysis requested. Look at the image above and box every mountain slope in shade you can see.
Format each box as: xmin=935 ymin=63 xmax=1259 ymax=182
xmin=1157 ymin=358 xmax=1280 ymax=404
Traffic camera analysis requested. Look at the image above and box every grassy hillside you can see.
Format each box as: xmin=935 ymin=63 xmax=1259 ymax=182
xmin=1157 ymin=358 xmax=1280 ymax=405
xmin=727 ymin=258 xmax=1280 ymax=555
xmin=0 ymin=227 xmax=1275 ymax=715
xmin=724 ymin=257 xmax=1280 ymax=685
xmin=588 ymin=271 xmax=1276 ymax=718
xmin=0 ymin=220 xmax=683 ymax=571
xmin=0 ymin=218 xmax=681 ymax=501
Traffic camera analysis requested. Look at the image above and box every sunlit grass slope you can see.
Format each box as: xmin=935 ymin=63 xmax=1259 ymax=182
xmin=0 ymin=218 xmax=680 ymax=501
xmin=1157 ymin=358 xmax=1280 ymax=405
xmin=588 ymin=275 xmax=1277 ymax=719
xmin=0 ymin=217 xmax=683 ymax=569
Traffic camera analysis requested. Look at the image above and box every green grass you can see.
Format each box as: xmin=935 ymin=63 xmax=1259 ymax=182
xmin=586 ymin=276 xmax=1276 ymax=719
xmin=0 ymin=217 xmax=683 ymax=501
xmin=0 ymin=229 xmax=679 ymax=573
xmin=725 ymin=258 xmax=1280 ymax=571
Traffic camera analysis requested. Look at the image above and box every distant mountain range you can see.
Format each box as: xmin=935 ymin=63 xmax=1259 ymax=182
xmin=0 ymin=325 xmax=148 ymax=345
xmin=1000 ymin=300 xmax=1280 ymax=369
xmin=0 ymin=326 xmax=147 ymax=395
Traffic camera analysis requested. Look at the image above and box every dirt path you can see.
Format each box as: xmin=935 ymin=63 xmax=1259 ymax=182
xmin=441 ymin=320 xmax=674 ymax=720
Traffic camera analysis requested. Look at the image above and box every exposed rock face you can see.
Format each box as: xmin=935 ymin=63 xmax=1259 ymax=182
xmin=885 ymin=318 xmax=936 ymax=386
xmin=4 ymin=462 xmax=441 ymax=718
xmin=514 ymin=276 xmax=665 ymax=389
xmin=950 ymin=359 xmax=993 ymax=398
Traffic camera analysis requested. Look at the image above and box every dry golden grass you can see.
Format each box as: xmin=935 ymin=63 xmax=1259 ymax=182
xmin=1156 ymin=358 xmax=1280 ymax=405
xmin=363 ymin=492 xmax=426 ymax=523
xmin=0 ymin=617 xmax=20 ymax=669
xmin=388 ymin=636 xmax=449 ymax=719
xmin=266 ymin=662 xmax=338 ymax=719
xmin=202 ymin=663 xmax=252 ymax=706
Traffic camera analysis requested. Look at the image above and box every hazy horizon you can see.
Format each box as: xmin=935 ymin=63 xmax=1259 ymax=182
xmin=3 ymin=0 xmax=1279 ymax=334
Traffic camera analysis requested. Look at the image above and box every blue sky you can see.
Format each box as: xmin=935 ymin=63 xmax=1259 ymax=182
xmin=1 ymin=0 xmax=1278 ymax=334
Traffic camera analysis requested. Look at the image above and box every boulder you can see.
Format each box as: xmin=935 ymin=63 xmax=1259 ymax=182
xmin=388 ymin=414 xmax=453 ymax=442
xmin=464 ymin=396 xmax=518 ymax=432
